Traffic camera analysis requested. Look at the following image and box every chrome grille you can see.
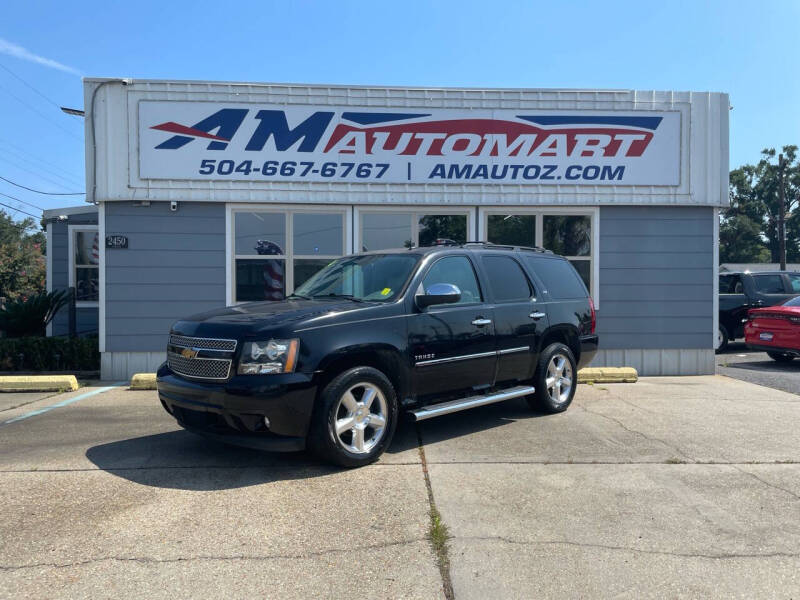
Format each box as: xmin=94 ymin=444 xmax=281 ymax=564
xmin=167 ymin=351 xmax=232 ymax=380
xmin=168 ymin=334 xmax=237 ymax=352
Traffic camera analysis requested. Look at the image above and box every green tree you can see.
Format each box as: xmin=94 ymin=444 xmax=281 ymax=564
xmin=721 ymin=145 xmax=800 ymax=263
xmin=0 ymin=210 xmax=46 ymax=301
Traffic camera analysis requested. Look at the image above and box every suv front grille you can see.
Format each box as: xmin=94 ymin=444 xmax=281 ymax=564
xmin=167 ymin=334 xmax=237 ymax=381
xmin=168 ymin=334 xmax=237 ymax=352
xmin=167 ymin=351 xmax=232 ymax=380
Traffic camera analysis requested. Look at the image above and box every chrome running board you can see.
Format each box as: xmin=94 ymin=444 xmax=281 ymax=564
xmin=410 ymin=385 xmax=535 ymax=421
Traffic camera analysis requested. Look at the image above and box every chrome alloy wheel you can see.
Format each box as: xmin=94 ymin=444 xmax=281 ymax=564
xmin=333 ymin=382 xmax=388 ymax=454
xmin=546 ymin=353 xmax=573 ymax=404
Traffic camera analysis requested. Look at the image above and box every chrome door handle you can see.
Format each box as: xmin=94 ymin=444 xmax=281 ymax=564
xmin=472 ymin=318 xmax=492 ymax=326
xmin=529 ymin=312 xmax=546 ymax=320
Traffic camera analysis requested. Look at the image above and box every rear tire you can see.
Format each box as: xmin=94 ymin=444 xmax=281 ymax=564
xmin=308 ymin=366 xmax=398 ymax=468
xmin=527 ymin=343 xmax=577 ymax=414
xmin=767 ymin=351 xmax=795 ymax=363
xmin=716 ymin=325 xmax=729 ymax=353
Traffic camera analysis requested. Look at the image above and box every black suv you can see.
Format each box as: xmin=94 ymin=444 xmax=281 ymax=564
xmin=157 ymin=243 xmax=598 ymax=466
xmin=718 ymin=271 xmax=800 ymax=351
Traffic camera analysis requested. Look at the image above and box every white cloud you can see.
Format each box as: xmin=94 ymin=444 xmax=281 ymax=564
xmin=0 ymin=37 xmax=82 ymax=76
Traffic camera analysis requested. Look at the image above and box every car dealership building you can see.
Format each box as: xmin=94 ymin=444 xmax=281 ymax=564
xmin=48 ymin=79 xmax=728 ymax=380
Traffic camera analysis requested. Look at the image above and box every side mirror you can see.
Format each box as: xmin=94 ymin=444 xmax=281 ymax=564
xmin=416 ymin=283 xmax=461 ymax=309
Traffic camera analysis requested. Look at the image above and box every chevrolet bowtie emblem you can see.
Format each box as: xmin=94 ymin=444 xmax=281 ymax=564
xmin=180 ymin=347 xmax=199 ymax=359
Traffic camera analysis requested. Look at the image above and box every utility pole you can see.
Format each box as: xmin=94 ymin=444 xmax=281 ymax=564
xmin=778 ymin=154 xmax=786 ymax=271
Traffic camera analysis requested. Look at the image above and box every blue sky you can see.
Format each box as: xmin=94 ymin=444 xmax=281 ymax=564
xmin=1 ymin=0 xmax=798 ymax=221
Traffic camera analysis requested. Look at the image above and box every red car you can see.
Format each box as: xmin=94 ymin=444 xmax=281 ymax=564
xmin=744 ymin=296 xmax=800 ymax=362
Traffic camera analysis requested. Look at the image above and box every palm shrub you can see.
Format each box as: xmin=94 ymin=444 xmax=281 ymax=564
xmin=0 ymin=290 xmax=68 ymax=338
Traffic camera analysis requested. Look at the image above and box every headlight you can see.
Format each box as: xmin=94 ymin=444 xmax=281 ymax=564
xmin=238 ymin=339 xmax=299 ymax=375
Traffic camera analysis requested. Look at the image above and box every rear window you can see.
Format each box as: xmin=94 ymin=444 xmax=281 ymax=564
xmin=753 ymin=274 xmax=785 ymax=294
xmin=525 ymin=256 xmax=587 ymax=300
xmin=788 ymin=274 xmax=800 ymax=293
xmin=481 ymin=256 xmax=532 ymax=302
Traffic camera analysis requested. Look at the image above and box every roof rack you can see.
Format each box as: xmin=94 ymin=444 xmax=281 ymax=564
xmin=462 ymin=241 xmax=553 ymax=254
xmin=423 ymin=240 xmax=553 ymax=253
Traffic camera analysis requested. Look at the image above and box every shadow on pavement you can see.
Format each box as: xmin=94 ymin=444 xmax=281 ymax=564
xmin=87 ymin=397 xmax=545 ymax=490
xmin=408 ymin=397 xmax=549 ymax=447
xmin=86 ymin=429 xmax=339 ymax=491
xmin=723 ymin=360 xmax=799 ymax=373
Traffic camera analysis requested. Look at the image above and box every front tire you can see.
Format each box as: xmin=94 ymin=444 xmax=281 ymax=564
xmin=308 ymin=366 xmax=398 ymax=467
xmin=528 ymin=343 xmax=577 ymax=413
xmin=767 ymin=351 xmax=795 ymax=363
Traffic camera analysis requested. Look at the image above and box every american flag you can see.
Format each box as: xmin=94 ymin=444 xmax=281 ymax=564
xmin=255 ymin=240 xmax=284 ymax=301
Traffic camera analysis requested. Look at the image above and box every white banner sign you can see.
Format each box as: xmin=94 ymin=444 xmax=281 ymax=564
xmin=138 ymin=101 xmax=681 ymax=185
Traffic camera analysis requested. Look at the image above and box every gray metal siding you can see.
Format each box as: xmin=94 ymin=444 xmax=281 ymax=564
xmin=104 ymin=201 xmax=226 ymax=352
xmin=598 ymin=206 xmax=713 ymax=350
xmin=49 ymin=212 xmax=99 ymax=337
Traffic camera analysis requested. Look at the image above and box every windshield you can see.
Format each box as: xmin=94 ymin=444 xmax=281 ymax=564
xmin=784 ymin=296 xmax=800 ymax=307
xmin=294 ymin=254 xmax=420 ymax=302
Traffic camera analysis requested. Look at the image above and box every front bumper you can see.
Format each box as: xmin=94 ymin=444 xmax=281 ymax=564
xmin=156 ymin=363 xmax=317 ymax=452
xmin=578 ymin=334 xmax=599 ymax=369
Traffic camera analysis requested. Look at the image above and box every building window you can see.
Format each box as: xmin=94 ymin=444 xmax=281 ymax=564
xmin=232 ymin=209 xmax=345 ymax=302
xmin=482 ymin=210 xmax=596 ymax=296
xmin=359 ymin=210 xmax=469 ymax=252
xmin=69 ymin=227 xmax=99 ymax=304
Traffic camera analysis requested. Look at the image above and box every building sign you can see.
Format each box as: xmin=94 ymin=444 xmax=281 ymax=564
xmin=138 ymin=101 xmax=681 ymax=186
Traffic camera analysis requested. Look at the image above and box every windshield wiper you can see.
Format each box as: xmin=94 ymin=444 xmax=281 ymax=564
xmin=286 ymin=293 xmax=311 ymax=300
xmin=311 ymin=293 xmax=364 ymax=302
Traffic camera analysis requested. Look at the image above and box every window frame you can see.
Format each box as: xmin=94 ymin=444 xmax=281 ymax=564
xmin=419 ymin=254 xmax=485 ymax=307
xmin=355 ymin=206 xmax=475 ymax=253
xmin=480 ymin=254 xmax=534 ymax=303
xmin=67 ymin=225 xmax=99 ymax=307
xmin=226 ymin=204 xmax=350 ymax=304
xmin=478 ymin=207 xmax=599 ymax=307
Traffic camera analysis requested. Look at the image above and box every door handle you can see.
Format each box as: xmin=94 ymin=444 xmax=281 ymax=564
xmin=529 ymin=312 xmax=546 ymax=320
xmin=471 ymin=318 xmax=492 ymax=326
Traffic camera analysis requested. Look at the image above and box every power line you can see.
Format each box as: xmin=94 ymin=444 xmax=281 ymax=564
xmin=0 ymin=61 xmax=82 ymax=121
xmin=0 ymin=137 xmax=82 ymax=183
xmin=0 ymin=200 xmax=40 ymax=219
xmin=0 ymin=175 xmax=84 ymax=195
xmin=0 ymin=191 xmax=44 ymax=211
xmin=0 ymin=153 xmax=84 ymax=191
xmin=0 ymin=81 xmax=82 ymax=142
xmin=0 ymin=145 xmax=83 ymax=187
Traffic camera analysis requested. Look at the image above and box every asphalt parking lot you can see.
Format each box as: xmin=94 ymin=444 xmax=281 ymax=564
xmin=2 ymin=375 xmax=800 ymax=599
xmin=717 ymin=341 xmax=800 ymax=395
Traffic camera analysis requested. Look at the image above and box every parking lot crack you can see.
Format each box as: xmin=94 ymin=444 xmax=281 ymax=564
xmin=578 ymin=403 xmax=695 ymax=463
xmin=731 ymin=465 xmax=800 ymax=501
xmin=458 ymin=536 xmax=800 ymax=560
xmin=0 ymin=538 xmax=427 ymax=571
xmin=416 ymin=425 xmax=455 ymax=600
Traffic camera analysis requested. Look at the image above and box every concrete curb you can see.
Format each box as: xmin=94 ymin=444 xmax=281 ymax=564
xmin=0 ymin=375 xmax=80 ymax=393
xmin=578 ymin=367 xmax=638 ymax=384
xmin=130 ymin=373 xmax=157 ymax=390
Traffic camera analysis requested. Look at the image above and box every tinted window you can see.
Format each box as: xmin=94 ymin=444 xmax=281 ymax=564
xmin=719 ymin=274 xmax=744 ymax=294
xmin=788 ymin=274 xmax=800 ymax=293
xmin=753 ymin=274 xmax=785 ymax=294
xmin=482 ymin=256 xmax=532 ymax=302
xmin=526 ymin=256 xmax=587 ymax=299
xmin=422 ymin=256 xmax=482 ymax=304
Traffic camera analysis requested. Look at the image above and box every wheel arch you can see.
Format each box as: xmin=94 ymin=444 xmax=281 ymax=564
xmin=538 ymin=325 xmax=581 ymax=363
xmin=314 ymin=344 xmax=408 ymax=402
